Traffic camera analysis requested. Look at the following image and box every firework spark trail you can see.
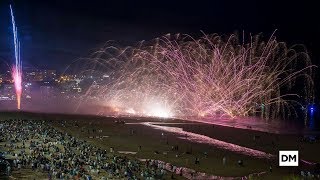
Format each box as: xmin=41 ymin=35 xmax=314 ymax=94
xmin=76 ymin=33 xmax=315 ymax=120
xmin=10 ymin=5 xmax=22 ymax=110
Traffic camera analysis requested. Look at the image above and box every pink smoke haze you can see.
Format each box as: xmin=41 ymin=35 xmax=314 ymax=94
xmin=12 ymin=66 xmax=22 ymax=109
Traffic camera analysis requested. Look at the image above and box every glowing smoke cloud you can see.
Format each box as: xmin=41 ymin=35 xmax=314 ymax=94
xmin=10 ymin=5 xmax=22 ymax=110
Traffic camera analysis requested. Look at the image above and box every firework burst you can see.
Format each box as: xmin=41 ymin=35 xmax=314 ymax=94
xmin=74 ymin=32 xmax=315 ymax=120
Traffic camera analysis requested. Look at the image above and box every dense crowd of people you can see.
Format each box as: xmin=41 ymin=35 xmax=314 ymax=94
xmin=0 ymin=119 xmax=169 ymax=179
xmin=2 ymin=118 xmax=319 ymax=179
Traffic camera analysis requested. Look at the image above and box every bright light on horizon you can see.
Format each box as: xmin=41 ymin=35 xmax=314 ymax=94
xmin=145 ymin=103 xmax=172 ymax=118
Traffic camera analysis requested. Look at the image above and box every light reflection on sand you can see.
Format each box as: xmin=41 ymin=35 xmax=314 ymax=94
xmin=142 ymin=122 xmax=275 ymax=159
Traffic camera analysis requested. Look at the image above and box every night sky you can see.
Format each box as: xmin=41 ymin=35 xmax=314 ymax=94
xmin=0 ymin=1 xmax=319 ymax=76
